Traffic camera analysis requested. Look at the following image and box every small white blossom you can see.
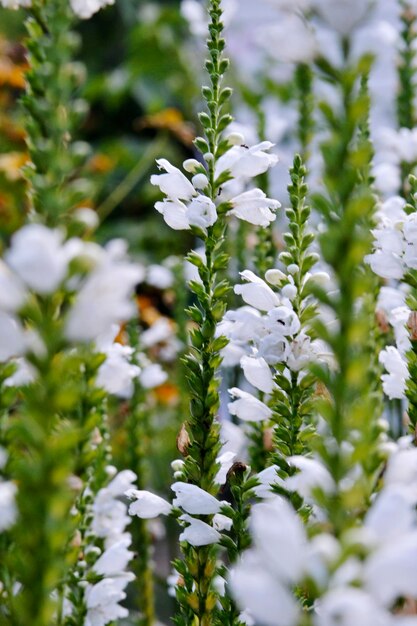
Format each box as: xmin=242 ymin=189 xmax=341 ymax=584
xmin=171 ymin=482 xmax=222 ymax=515
xmin=228 ymin=388 xmax=272 ymax=422
xmin=127 ymin=490 xmax=172 ymax=519
xmin=179 ymin=514 xmax=221 ymax=547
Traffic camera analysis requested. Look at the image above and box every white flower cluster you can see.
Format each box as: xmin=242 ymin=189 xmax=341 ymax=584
xmin=231 ymin=442 xmax=417 ymax=626
xmin=126 ymin=451 xmax=235 ymax=548
xmin=0 ymin=0 xmax=114 ymax=19
xmin=76 ymin=469 xmax=137 ymax=626
xmin=219 ymin=269 xmax=326 ymax=422
xmin=0 ymin=224 xmax=141 ymax=390
xmin=366 ymin=197 xmax=417 ymax=400
xmin=366 ymin=196 xmax=417 ymax=281
xmin=151 ymin=137 xmax=279 ymax=232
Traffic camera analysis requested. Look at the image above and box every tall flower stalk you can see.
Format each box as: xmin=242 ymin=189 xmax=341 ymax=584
xmin=23 ymin=0 xmax=91 ymax=225
xmin=175 ymin=3 xmax=232 ymax=621
xmin=270 ymin=155 xmax=318 ymax=483
xmin=311 ymin=48 xmax=383 ymax=534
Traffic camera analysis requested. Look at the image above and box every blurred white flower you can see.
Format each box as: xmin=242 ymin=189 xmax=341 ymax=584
xmin=127 ymin=490 xmax=172 ymax=519
xmin=216 ymin=141 xmax=278 ymax=180
xmin=179 ymin=514 xmax=221 ymax=546
xmin=228 ymin=189 xmax=279 ymax=226
xmin=5 ymin=224 xmax=70 ymax=295
xmin=0 ymin=481 xmax=17 ymax=531
xmin=228 ymin=387 xmax=272 ymax=422
xmin=172 ymin=482 xmax=222 ymax=515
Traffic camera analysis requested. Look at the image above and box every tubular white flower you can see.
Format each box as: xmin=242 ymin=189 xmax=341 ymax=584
xmin=228 ymin=388 xmax=272 ymax=422
xmin=313 ymin=0 xmax=374 ymax=35
xmin=187 ymin=195 xmax=217 ymax=229
xmin=93 ymin=536 xmax=134 ymax=577
xmin=240 ymin=355 xmax=274 ymax=394
xmin=65 ymin=258 xmax=142 ymax=342
xmin=228 ymin=189 xmax=280 ymax=226
xmin=314 ymin=587 xmax=391 ymax=626
xmin=95 ymin=328 xmax=140 ymax=398
xmin=171 ymin=482 xmax=222 ymax=515
xmin=230 ymin=550 xmax=300 ymax=626
xmin=215 ymin=141 xmax=278 ymax=180
xmin=84 ymin=575 xmax=133 ymax=626
xmin=179 ymin=514 xmax=221 ymax=547
xmin=5 ymin=224 xmax=70 ymax=295
xmin=285 ymin=456 xmax=335 ymax=499
xmin=379 ymin=346 xmax=409 ymax=400
xmin=155 ymin=200 xmax=191 ymax=230
xmin=126 ymin=490 xmax=172 ymax=519
xmin=250 ymin=497 xmax=307 ymax=583
xmin=151 ymin=158 xmax=196 ymax=201
xmin=235 ymin=271 xmax=280 ymax=312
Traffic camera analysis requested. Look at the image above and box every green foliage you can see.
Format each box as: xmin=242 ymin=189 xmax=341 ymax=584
xmin=311 ymin=52 xmax=384 ymax=535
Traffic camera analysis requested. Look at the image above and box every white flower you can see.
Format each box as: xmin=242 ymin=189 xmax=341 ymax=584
xmin=0 ymin=260 xmax=26 ymax=312
xmin=5 ymin=224 xmax=70 ymax=295
xmin=171 ymin=482 xmax=222 ymax=515
xmin=365 ymin=486 xmax=417 ymax=545
xmin=85 ymin=575 xmax=133 ymax=626
xmin=151 ymin=158 xmax=196 ymax=201
xmin=250 ymin=497 xmax=307 ymax=583
xmin=379 ymin=346 xmax=408 ymax=400
xmin=4 ymin=358 xmax=36 ymax=388
xmin=215 ymin=451 xmax=237 ymax=485
xmin=95 ymin=328 xmax=140 ymax=398
xmin=218 ymin=307 xmax=265 ymax=345
xmin=179 ymin=514 xmax=221 ymax=547
xmin=0 ymin=447 xmax=7 ymax=470
xmin=235 ymin=271 xmax=280 ymax=312
xmin=265 ymin=306 xmax=300 ymax=336
xmin=66 ymin=256 xmax=142 ymax=342
xmin=0 ymin=481 xmax=17 ymax=531
xmin=127 ymin=490 xmax=172 ymax=519
xmin=92 ymin=490 xmax=130 ymax=540
xmin=155 ymin=195 xmax=217 ymax=231
xmin=106 ymin=469 xmax=137 ymax=497
xmin=146 ymin=264 xmax=174 ymax=289
xmin=285 ymin=456 xmax=335 ymax=499
xmin=213 ymin=513 xmax=233 ymax=532
xmin=314 ymin=587 xmax=391 ymax=626
xmin=141 ymin=318 xmax=173 ymax=348
xmin=0 ymin=0 xmax=31 ymax=9
xmin=253 ymin=465 xmax=284 ymax=499
xmin=93 ymin=537 xmax=133 ymax=577
xmin=364 ymin=533 xmax=417 ymax=608
xmin=384 ymin=448 xmax=417 ymax=490
xmin=258 ymin=334 xmax=290 ymax=365
xmin=186 ymin=195 xmax=217 ymax=229
xmin=228 ymin=388 xmax=272 ymax=422
xmin=216 ymin=141 xmax=278 ymax=180
xmin=155 ymin=199 xmax=192 ymax=230
xmin=139 ymin=363 xmax=167 ymax=389
xmin=313 ymin=0 xmax=374 ymax=35
xmin=256 ymin=14 xmax=317 ymax=64
xmin=70 ymin=0 xmax=114 ymax=19
xmin=230 ymin=550 xmax=300 ymax=626
xmin=241 ymin=355 xmax=274 ymax=393
xmin=228 ymin=189 xmax=280 ymax=226
xmin=0 ymin=313 xmax=26 ymax=362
